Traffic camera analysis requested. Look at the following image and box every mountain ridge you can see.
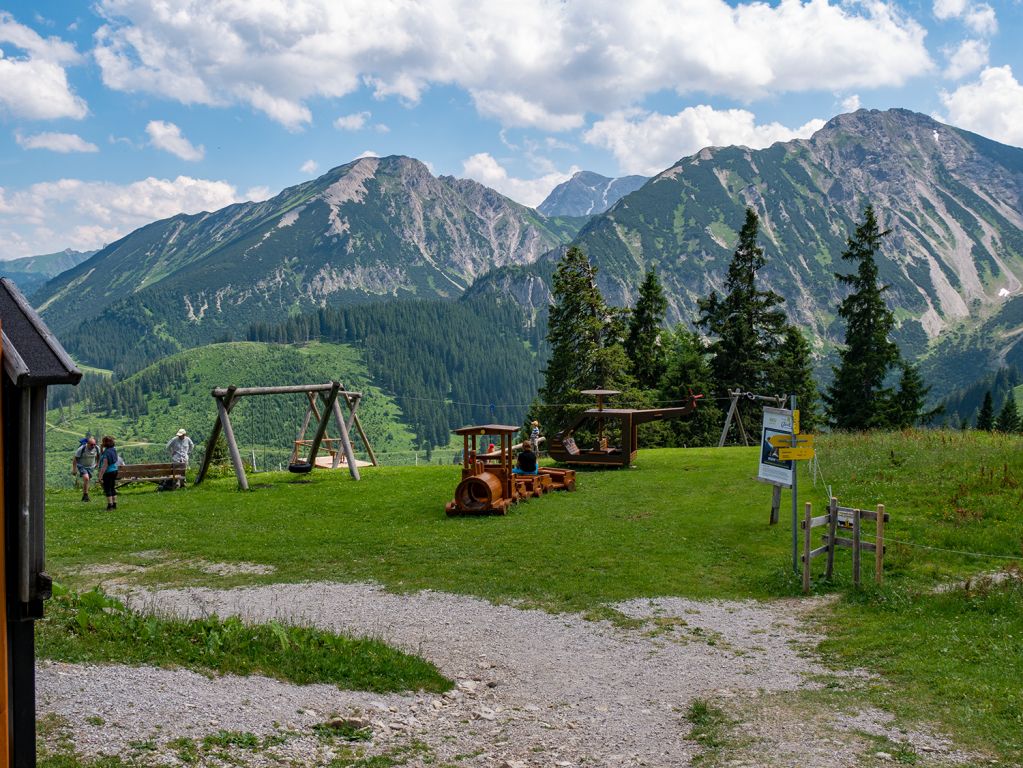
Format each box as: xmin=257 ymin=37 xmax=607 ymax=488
xmin=537 ymin=171 xmax=648 ymax=217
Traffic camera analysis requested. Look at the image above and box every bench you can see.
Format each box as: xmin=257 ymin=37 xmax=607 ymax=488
xmin=117 ymin=463 xmax=187 ymax=488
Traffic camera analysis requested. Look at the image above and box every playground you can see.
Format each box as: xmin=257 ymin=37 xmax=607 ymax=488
xmin=36 ymin=429 xmax=1023 ymax=766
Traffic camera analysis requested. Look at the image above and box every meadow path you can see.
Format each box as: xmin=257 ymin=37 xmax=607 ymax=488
xmin=37 ymin=582 xmax=970 ymax=767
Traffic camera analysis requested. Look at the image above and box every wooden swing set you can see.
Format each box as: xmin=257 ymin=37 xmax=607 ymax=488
xmin=195 ymin=381 xmax=374 ymax=490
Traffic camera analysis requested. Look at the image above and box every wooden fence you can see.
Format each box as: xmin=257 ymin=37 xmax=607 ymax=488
xmin=801 ymin=497 xmax=889 ymax=593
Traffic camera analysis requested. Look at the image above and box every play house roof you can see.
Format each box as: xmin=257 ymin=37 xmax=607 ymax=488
xmin=0 ymin=278 xmax=81 ymax=387
xmin=452 ymin=424 xmax=521 ymax=435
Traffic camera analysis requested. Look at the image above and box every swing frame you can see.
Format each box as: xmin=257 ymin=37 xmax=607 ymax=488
xmin=195 ymin=381 xmax=363 ymax=490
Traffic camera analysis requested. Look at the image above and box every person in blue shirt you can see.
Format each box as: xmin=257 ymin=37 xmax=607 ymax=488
xmin=97 ymin=435 xmax=120 ymax=510
xmin=512 ymin=444 xmax=538 ymax=475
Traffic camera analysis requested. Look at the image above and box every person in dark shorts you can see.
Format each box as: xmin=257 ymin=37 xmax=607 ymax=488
xmin=72 ymin=436 xmax=100 ymax=502
xmin=513 ymin=443 xmax=538 ymax=475
xmin=98 ymin=436 xmax=120 ymax=510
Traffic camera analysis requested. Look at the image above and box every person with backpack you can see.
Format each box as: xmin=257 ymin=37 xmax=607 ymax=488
xmin=97 ymin=436 xmax=120 ymax=510
xmin=72 ymin=435 xmax=100 ymax=502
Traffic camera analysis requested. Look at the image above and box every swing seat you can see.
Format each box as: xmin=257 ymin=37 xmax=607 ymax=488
xmin=288 ymin=461 xmax=313 ymax=474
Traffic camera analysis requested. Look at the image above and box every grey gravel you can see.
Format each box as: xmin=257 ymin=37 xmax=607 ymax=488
xmin=37 ymin=582 xmax=974 ymax=767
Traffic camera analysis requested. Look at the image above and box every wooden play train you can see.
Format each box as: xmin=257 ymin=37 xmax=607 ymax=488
xmin=445 ymin=425 xmax=575 ymax=516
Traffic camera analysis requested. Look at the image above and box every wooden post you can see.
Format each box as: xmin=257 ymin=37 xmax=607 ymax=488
xmin=852 ymin=507 xmax=862 ymax=587
xmin=217 ymin=388 xmax=248 ymax=491
xmin=802 ymin=502 xmax=812 ymax=594
xmin=195 ymin=400 xmax=227 ymax=485
xmin=718 ymin=390 xmax=739 ymax=447
xmin=330 ymin=395 xmax=360 ymax=480
xmin=769 ymin=484 xmax=781 ymax=525
xmin=307 ymin=382 xmax=340 ymax=470
xmin=875 ymin=503 xmax=885 ymax=585
xmin=0 ymin=324 xmax=9 ymax=760
xmin=825 ymin=497 xmax=838 ymax=580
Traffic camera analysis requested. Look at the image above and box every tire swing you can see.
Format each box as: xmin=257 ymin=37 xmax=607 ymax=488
xmin=288 ymin=460 xmax=313 ymax=474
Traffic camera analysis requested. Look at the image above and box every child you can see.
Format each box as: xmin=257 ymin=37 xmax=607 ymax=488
xmin=530 ymin=420 xmax=540 ymax=453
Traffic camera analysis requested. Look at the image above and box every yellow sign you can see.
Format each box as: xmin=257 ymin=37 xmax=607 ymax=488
xmin=793 ymin=409 xmax=800 ymax=434
xmin=778 ymin=446 xmax=815 ymax=460
xmin=768 ymin=434 xmax=814 ymax=448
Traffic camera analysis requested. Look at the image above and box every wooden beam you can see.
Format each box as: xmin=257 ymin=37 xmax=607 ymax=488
xmin=306 ymin=382 xmax=340 ymax=470
xmin=769 ymin=483 xmax=781 ymax=525
xmin=875 ymin=504 xmax=886 ymax=586
xmin=0 ymin=322 xmax=10 ymax=762
xmin=211 ymin=383 xmax=336 ymax=397
xmin=852 ymin=506 xmax=862 ymax=588
xmin=217 ymin=389 xmax=248 ymax=491
xmin=825 ymin=497 xmax=838 ymax=580
xmin=802 ymin=502 xmax=812 ymax=594
xmin=330 ymin=391 xmax=360 ymax=480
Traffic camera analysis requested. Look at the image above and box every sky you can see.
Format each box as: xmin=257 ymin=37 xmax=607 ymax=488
xmin=0 ymin=0 xmax=1021 ymax=260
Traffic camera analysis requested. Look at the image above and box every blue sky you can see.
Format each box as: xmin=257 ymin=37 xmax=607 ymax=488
xmin=1 ymin=0 xmax=1021 ymax=259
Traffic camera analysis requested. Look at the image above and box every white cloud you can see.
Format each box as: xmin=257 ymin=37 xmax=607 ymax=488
xmin=933 ymin=0 xmax=968 ymax=19
xmin=334 ymin=111 xmax=370 ymax=131
xmin=356 ymin=150 xmax=380 ymax=159
xmin=244 ymin=186 xmax=272 ymax=202
xmin=940 ymin=65 xmax=1023 ymax=147
xmin=16 ymin=131 xmax=98 ymax=153
xmin=461 ymin=153 xmax=579 ymax=208
xmin=943 ymin=38 xmax=988 ymax=80
xmin=964 ymin=4 xmax=997 ymax=36
xmin=585 ymin=106 xmax=826 ymax=176
xmin=933 ymin=0 xmax=997 ymax=36
xmin=0 ymin=176 xmax=241 ymax=258
xmin=300 ymin=159 xmax=318 ymax=174
xmin=0 ymin=11 xmax=87 ymax=120
xmin=841 ymin=94 xmax=861 ymax=113
xmin=145 ymin=120 xmax=204 ymax=161
xmin=92 ymin=0 xmax=932 ymax=131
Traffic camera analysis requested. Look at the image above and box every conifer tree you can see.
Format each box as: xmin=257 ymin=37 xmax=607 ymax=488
xmin=888 ymin=362 xmax=935 ymax=428
xmin=995 ymin=395 xmax=1020 ymax=433
xmin=774 ymin=326 xmax=821 ymax=432
xmin=539 ymin=246 xmax=630 ymax=430
xmin=657 ymin=327 xmax=723 ymax=446
xmin=697 ymin=207 xmax=787 ymax=436
xmin=976 ymin=391 xmax=995 ymax=431
xmin=627 ymin=268 xmax=668 ymax=390
xmin=824 ymin=205 xmax=901 ymax=430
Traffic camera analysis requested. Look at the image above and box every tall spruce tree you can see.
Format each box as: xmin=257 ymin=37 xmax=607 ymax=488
xmin=626 ymin=268 xmax=668 ymax=390
xmin=774 ymin=326 xmax=821 ymax=432
xmin=539 ymin=246 xmax=631 ymax=431
xmin=697 ymin=207 xmax=787 ymax=437
xmin=824 ymin=205 xmax=901 ymax=430
xmin=995 ymin=395 xmax=1020 ymax=433
xmin=657 ymin=327 xmax=723 ymax=447
xmin=976 ymin=391 xmax=995 ymax=431
xmin=888 ymin=362 xmax=935 ymax=428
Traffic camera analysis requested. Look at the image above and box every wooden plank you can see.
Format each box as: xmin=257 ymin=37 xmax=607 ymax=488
xmin=875 ymin=503 xmax=886 ymax=586
xmin=802 ymin=502 xmax=812 ymax=594
xmin=823 ymin=536 xmax=877 ymax=553
xmin=799 ymin=514 xmax=831 ymax=529
xmin=808 ymin=544 xmax=830 ymax=559
xmin=0 ymin=322 xmax=10 ymax=762
xmin=825 ymin=497 xmax=837 ymax=580
xmin=769 ymin=483 xmax=781 ymax=525
xmin=211 ymin=383 xmax=335 ymax=397
xmin=853 ymin=506 xmax=862 ymax=587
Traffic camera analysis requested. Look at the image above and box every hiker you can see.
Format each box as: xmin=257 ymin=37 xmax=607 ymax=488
xmin=167 ymin=428 xmax=194 ymax=487
xmin=97 ymin=436 xmax=120 ymax=510
xmin=530 ymin=420 xmax=540 ymax=452
xmin=72 ymin=436 xmax=100 ymax=502
xmin=512 ymin=443 xmax=538 ymax=475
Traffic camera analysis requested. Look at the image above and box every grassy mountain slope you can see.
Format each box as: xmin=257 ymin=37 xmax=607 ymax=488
xmin=36 ymin=156 xmax=575 ymax=368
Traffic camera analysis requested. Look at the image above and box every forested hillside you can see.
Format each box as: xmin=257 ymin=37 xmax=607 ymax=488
xmin=246 ymin=297 xmax=543 ymax=448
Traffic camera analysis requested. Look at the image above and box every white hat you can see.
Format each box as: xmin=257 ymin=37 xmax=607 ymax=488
xmin=176 ymin=428 xmax=187 ymax=437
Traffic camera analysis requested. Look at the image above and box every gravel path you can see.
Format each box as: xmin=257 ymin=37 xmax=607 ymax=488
xmin=37 ymin=582 xmax=971 ymax=767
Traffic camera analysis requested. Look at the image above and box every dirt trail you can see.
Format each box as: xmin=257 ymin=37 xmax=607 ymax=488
xmin=37 ymin=582 xmax=973 ymax=767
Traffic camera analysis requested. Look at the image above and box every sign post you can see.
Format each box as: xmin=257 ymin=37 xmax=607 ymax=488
xmin=790 ymin=395 xmax=798 ymax=573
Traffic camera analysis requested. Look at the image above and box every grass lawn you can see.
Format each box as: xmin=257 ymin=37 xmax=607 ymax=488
xmin=45 ymin=430 xmax=1023 ymax=762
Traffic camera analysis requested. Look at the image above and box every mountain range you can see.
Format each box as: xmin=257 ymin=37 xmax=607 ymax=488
xmin=27 ymin=108 xmax=1023 ymax=400
xmin=537 ymin=171 xmax=647 ymax=217
xmin=0 ymin=248 xmax=96 ymax=295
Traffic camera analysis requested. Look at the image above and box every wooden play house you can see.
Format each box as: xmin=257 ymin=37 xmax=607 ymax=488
xmin=445 ymin=425 xmax=575 ymax=516
xmin=2 ymin=278 xmax=82 ymax=766
xmin=547 ymin=389 xmax=703 ymax=468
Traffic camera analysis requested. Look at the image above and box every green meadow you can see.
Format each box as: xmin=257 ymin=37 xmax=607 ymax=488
xmin=45 ymin=430 xmax=1023 ymax=763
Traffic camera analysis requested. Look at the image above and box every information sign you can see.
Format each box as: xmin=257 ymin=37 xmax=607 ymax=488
xmin=758 ymin=407 xmax=794 ymax=487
